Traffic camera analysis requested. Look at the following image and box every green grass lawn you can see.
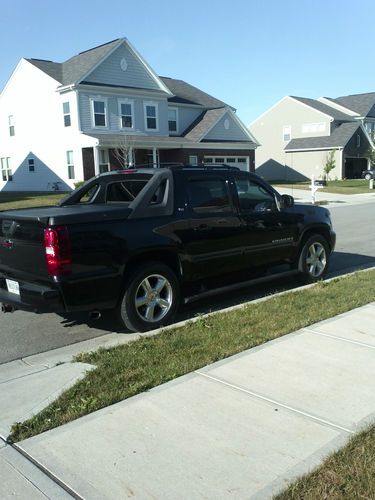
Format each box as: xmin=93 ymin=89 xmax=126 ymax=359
xmin=0 ymin=192 xmax=67 ymax=211
xmin=9 ymin=269 xmax=375 ymax=444
xmin=272 ymin=179 xmax=374 ymax=195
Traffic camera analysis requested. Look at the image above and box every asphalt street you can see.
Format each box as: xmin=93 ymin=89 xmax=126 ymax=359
xmin=1 ymin=202 xmax=374 ymax=365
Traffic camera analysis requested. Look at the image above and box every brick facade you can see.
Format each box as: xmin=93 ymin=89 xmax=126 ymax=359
xmin=82 ymin=147 xmax=256 ymax=178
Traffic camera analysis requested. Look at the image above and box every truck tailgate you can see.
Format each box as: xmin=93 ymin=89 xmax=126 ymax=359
xmin=0 ymin=216 xmax=48 ymax=280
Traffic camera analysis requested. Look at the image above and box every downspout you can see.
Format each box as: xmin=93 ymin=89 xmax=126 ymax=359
xmin=75 ymin=90 xmax=82 ymax=132
xmin=340 ymin=148 xmax=344 ymax=179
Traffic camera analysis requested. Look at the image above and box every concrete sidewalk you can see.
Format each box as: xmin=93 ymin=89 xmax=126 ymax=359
xmin=1 ymin=302 xmax=375 ymax=499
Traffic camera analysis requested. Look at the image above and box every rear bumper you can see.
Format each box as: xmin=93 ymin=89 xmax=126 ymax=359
xmin=0 ymin=271 xmax=121 ymax=314
xmin=0 ymin=275 xmax=65 ymax=313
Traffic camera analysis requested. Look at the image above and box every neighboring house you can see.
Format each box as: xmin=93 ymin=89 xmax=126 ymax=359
xmin=249 ymin=93 xmax=375 ymax=181
xmin=0 ymin=38 xmax=258 ymax=192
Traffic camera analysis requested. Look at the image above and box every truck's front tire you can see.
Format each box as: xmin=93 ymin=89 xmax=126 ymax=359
xmin=298 ymin=234 xmax=329 ymax=283
xmin=117 ymin=262 xmax=180 ymax=332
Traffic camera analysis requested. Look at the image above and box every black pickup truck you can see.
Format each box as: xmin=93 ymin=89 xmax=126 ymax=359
xmin=0 ymin=165 xmax=335 ymax=331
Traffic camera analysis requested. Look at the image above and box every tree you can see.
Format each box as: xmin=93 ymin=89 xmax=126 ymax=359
xmin=112 ymin=135 xmax=135 ymax=168
xmin=365 ymin=132 xmax=375 ymax=168
xmin=323 ymin=150 xmax=336 ymax=182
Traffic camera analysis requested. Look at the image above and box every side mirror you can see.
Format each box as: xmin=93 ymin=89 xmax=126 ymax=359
xmin=280 ymin=194 xmax=294 ymax=209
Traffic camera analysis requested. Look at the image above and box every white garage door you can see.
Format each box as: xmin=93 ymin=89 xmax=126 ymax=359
xmin=204 ymin=156 xmax=249 ymax=171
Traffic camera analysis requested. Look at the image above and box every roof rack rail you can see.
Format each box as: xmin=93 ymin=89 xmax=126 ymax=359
xmin=100 ymin=162 xmax=241 ymax=173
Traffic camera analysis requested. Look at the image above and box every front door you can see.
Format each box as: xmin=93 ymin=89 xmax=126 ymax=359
xmin=232 ymin=173 xmax=301 ymax=268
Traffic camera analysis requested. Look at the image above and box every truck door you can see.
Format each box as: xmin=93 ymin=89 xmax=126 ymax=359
xmin=232 ymin=173 xmax=300 ymax=268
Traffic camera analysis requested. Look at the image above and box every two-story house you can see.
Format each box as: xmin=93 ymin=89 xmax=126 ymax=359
xmin=0 ymin=38 xmax=258 ymax=192
xmin=249 ymin=93 xmax=374 ymax=181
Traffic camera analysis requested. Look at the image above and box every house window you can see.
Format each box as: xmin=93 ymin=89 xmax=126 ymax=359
xmin=1 ymin=157 xmax=12 ymax=181
xmin=63 ymin=102 xmax=71 ymax=127
xmin=168 ymin=108 xmax=178 ymax=133
xmin=8 ymin=115 xmax=15 ymax=136
xmin=99 ymin=150 xmax=109 ymax=173
xmin=92 ymin=100 xmax=107 ymax=127
xmin=28 ymin=159 xmax=35 ymax=172
xmin=189 ymin=155 xmax=198 ymax=166
xmin=144 ymin=103 xmax=158 ymax=130
xmin=67 ymin=150 xmax=75 ymax=179
xmin=302 ymin=123 xmax=326 ymax=134
xmin=357 ymin=134 xmax=361 ymax=147
xmin=283 ymin=126 xmax=291 ymax=142
xmin=365 ymin=122 xmax=375 ymax=135
xmin=119 ymin=101 xmax=134 ymax=129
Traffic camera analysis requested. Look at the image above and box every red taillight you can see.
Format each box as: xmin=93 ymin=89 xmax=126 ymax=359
xmin=44 ymin=226 xmax=72 ymax=276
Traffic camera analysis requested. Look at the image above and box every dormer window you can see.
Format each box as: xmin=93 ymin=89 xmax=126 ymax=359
xmin=8 ymin=115 xmax=15 ymax=136
xmin=144 ymin=102 xmax=158 ymax=131
xmin=63 ymin=102 xmax=71 ymax=127
xmin=168 ymin=108 xmax=178 ymax=133
xmin=91 ymin=99 xmax=107 ymax=128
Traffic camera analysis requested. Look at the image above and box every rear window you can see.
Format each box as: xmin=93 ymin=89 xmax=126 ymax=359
xmin=106 ymin=176 xmax=152 ymax=203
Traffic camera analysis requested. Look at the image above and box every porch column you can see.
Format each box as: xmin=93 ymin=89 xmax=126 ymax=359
xmin=129 ymin=147 xmax=134 ymax=167
xmin=152 ymin=147 xmax=158 ymax=168
xmin=93 ymin=145 xmax=100 ymax=175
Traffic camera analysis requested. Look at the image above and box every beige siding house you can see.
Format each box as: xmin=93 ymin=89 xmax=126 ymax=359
xmin=250 ymin=94 xmax=374 ymax=181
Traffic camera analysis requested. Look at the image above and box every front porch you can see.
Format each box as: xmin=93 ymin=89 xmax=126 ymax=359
xmin=81 ymin=136 xmax=255 ymax=180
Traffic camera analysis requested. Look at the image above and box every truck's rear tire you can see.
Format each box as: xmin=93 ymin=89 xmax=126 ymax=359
xmin=117 ymin=262 xmax=180 ymax=332
xmin=297 ymin=235 xmax=329 ymax=283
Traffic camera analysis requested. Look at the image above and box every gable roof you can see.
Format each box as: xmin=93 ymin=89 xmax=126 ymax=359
xmin=27 ymin=39 xmax=121 ymax=86
xmin=183 ymin=108 xmax=228 ymax=141
xmin=284 ymin=122 xmax=365 ymax=151
xmin=331 ymin=92 xmax=375 ymax=118
xmin=25 ymin=59 xmax=63 ymax=83
xmin=290 ymin=96 xmax=354 ymax=121
xmin=25 ymin=40 xmax=234 ymax=109
xmin=61 ymin=39 xmax=122 ymax=85
xmin=160 ymin=77 xmax=232 ymax=109
xmin=26 ymin=38 xmax=171 ymax=94
xmin=182 ymin=107 xmax=258 ymax=145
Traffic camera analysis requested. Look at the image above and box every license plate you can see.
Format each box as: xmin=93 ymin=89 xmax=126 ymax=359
xmin=6 ymin=279 xmax=20 ymax=295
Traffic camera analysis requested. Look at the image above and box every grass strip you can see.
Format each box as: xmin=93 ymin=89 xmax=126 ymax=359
xmin=9 ymin=270 xmax=375 ymax=442
xmin=0 ymin=192 xmax=66 ymax=210
xmin=272 ymin=179 xmax=374 ymax=195
xmin=275 ymin=424 xmax=375 ymax=499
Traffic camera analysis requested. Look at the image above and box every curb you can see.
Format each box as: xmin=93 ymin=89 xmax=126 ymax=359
xmin=19 ymin=264 xmax=375 ymax=368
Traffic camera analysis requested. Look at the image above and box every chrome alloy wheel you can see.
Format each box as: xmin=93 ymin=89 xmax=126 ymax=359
xmin=134 ymin=274 xmax=173 ymax=323
xmin=306 ymin=242 xmax=327 ymax=278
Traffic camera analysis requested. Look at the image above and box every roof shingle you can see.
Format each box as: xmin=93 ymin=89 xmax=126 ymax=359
xmin=291 ymin=96 xmax=354 ymax=121
xmin=160 ymin=77 xmax=232 ymax=109
xmin=332 ymin=92 xmax=375 ymax=118
xmin=284 ymin=122 xmax=365 ymax=151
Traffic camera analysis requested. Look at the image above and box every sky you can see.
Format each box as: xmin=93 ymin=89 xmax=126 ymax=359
xmin=1 ymin=0 xmax=375 ymax=126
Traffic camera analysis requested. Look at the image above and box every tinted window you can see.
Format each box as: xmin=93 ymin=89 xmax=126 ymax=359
xmin=149 ymin=180 xmax=167 ymax=205
xmin=78 ymin=184 xmax=99 ymax=203
xmin=107 ymin=179 xmax=150 ymax=203
xmin=234 ymin=177 xmax=276 ymax=212
xmin=188 ymin=178 xmax=231 ymax=214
